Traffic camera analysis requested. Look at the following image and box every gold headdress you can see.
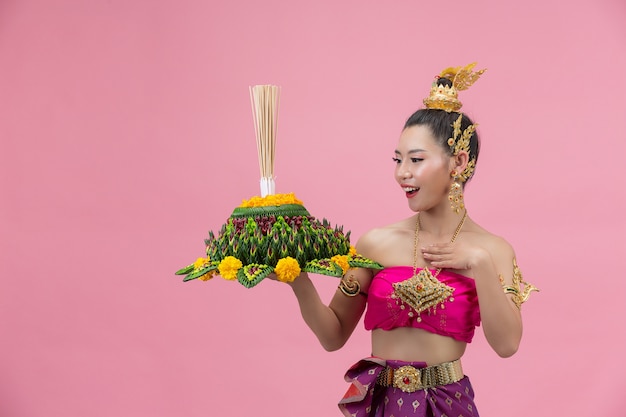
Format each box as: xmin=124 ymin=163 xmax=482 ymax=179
xmin=449 ymin=114 xmax=477 ymax=182
xmin=423 ymin=63 xmax=486 ymax=183
xmin=423 ymin=63 xmax=486 ymax=112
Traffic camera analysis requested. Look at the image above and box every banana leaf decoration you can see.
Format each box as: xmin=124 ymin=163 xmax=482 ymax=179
xmin=175 ymin=194 xmax=383 ymax=288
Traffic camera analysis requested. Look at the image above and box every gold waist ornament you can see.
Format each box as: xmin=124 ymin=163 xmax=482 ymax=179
xmin=376 ymin=359 xmax=464 ymax=392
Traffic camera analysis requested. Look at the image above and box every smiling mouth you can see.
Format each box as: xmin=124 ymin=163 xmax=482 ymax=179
xmin=402 ymin=186 xmax=419 ymax=197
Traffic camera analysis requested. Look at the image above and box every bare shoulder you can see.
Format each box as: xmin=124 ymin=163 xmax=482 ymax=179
xmin=465 ymin=222 xmax=536 ymax=300
xmin=465 ymin=220 xmax=516 ymax=263
xmin=355 ymin=217 xmax=416 ymax=265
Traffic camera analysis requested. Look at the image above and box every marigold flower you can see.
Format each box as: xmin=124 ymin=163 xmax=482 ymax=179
xmin=349 ymin=246 xmax=357 ymax=256
xmin=193 ymin=257 xmax=210 ymax=270
xmin=240 ymin=193 xmax=303 ymax=208
xmin=331 ymin=255 xmax=350 ymax=275
xmin=274 ymin=256 xmax=301 ymax=283
xmin=218 ymin=256 xmax=243 ymax=280
xmin=199 ymin=270 xmax=216 ymax=281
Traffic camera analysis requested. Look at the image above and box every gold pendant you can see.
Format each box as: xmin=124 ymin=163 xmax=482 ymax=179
xmin=392 ymin=269 xmax=455 ymax=316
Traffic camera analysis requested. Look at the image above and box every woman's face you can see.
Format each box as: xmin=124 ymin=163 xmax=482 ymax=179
xmin=393 ymin=124 xmax=453 ymax=212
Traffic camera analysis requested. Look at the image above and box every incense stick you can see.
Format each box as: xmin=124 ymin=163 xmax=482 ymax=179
xmin=250 ymin=85 xmax=280 ymax=196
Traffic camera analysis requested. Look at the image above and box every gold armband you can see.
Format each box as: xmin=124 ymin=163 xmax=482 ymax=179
xmin=338 ymin=274 xmax=362 ymax=297
xmin=499 ymin=258 xmax=539 ymax=309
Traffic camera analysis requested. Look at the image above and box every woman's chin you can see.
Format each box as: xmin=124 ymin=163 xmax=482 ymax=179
xmin=406 ymin=200 xmax=422 ymax=212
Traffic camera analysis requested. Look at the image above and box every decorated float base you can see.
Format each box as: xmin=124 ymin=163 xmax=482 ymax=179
xmin=175 ymin=193 xmax=383 ymax=288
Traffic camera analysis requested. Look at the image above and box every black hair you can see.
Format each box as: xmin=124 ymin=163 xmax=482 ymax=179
xmin=403 ymin=90 xmax=480 ymax=182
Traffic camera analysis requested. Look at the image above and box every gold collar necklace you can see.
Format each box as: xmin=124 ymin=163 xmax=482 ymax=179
xmin=392 ymin=210 xmax=467 ymax=322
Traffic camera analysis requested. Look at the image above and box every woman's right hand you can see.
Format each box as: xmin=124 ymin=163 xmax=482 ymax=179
xmin=265 ymin=271 xmax=310 ymax=287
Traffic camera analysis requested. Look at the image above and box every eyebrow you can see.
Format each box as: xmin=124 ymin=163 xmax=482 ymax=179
xmin=394 ymin=149 xmax=427 ymax=155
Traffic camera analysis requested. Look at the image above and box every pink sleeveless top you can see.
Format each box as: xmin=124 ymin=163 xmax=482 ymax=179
xmin=364 ymin=266 xmax=481 ymax=343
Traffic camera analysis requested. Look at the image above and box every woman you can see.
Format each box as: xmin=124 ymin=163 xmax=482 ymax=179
xmin=285 ymin=64 xmax=537 ymax=416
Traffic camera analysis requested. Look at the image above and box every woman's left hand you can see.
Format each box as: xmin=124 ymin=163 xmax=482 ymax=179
xmin=421 ymin=243 xmax=489 ymax=271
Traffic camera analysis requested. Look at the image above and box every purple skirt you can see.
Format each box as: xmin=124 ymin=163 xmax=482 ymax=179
xmin=338 ymin=357 xmax=478 ymax=417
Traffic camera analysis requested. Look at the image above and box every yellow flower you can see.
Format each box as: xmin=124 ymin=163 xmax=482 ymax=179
xmin=199 ymin=270 xmax=216 ymax=281
xmin=274 ymin=257 xmax=301 ymax=283
xmin=348 ymin=246 xmax=357 ymax=256
xmin=240 ymin=193 xmax=304 ymax=208
xmin=331 ymin=255 xmax=350 ymax=275
xmin=192 ymin=256 xmax=215 ymax=281
xmin=218 ymin=256 xmax=243 ymax=281
xmin=193 ymin=257 xmax=210 ymax=270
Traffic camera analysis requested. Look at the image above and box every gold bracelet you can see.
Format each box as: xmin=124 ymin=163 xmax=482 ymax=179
xmin=499 ymin=258 xmax=539 ymax=309
xmin=338 ymin=274 xmax=361 ymax=297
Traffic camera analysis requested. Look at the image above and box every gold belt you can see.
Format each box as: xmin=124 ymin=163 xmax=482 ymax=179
xmin=376 ymin=359 xmax=464 ymax=392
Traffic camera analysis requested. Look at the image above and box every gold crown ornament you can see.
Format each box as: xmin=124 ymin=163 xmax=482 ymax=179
xmin=422 ymin=63 xmax=486 ymax=182
xmin=423 ymin=63 xmax=486 ymax=112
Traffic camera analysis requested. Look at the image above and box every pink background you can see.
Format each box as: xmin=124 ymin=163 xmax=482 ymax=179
xmin=1 ymin=0 xmax=625 ymax=416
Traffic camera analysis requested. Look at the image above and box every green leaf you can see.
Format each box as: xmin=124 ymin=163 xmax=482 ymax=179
xmin=175 ymin=264 xmax=195 ymax=275
xmin=303 ymin=259 xmax=343 ymax=277
xmin=237 ymin=264 xmax=274 ymax=288
xmin=348 ymin=254 xmax=384 ymax=269
xmin=230 ymin=204 xmax=310 ymax=219
xmin=182 ymin=263 xmax=219 ymax=281
xmin=183 ymin=274 xmax=199 ymax=282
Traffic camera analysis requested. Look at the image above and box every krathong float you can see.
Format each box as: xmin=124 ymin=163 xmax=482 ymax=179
xmin=175 ymin=85 xmax=383 ymax=287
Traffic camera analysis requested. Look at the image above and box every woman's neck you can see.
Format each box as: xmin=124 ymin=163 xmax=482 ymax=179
xmin=416 ymin=206 xmax=468 ymax=238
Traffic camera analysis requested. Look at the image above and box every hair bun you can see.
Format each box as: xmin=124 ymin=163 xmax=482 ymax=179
xmin=435 ymin=77 xmax=453 ymax=88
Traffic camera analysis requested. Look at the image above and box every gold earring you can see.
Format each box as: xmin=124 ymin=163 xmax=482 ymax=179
xmin=448 ymin=170 xmax=465 ymax=214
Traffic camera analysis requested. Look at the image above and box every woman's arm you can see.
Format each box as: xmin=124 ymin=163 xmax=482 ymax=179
xmin=287 ymin=267 xmax=372 ymax=351
xmin=468 ymin=241 xmax=523 ymax=357
xmin=286 ymin=230 xmax=382 ymax=351
xmin=422 ymin=236 xmax=524 ymax=357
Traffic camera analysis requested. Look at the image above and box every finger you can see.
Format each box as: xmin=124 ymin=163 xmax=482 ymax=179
xmin=430 ymin=260 xmax=453 ymax=268
xmin=422 ymin=252 xmax=450 ymax=262
xmin=422 ymin=246 xmax=453 ymax=255
xmin=423 ymin=243 xmax=451 ymax=250
xmin=430 ymin=257 xmax=461 ymax=268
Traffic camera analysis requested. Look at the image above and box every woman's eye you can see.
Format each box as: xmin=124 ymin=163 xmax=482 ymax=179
xmin=392 ymin=157 xmax=401 ymax=164
xmin=410 ymin=158 xmax=423 ymax=163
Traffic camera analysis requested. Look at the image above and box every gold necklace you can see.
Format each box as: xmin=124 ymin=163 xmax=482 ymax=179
xmin=413 ymin=210 xmax=467 ymax=279
xmin=392 ymin=210 xmax=467 ymax=322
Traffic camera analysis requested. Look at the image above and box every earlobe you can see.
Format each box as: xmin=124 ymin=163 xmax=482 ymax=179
xmin=451 ymin=152 xmax=469 ymax=175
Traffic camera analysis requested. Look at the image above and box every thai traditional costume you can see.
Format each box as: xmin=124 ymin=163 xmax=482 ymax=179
xmin=339 ymin=266 xmax=481 ymax=417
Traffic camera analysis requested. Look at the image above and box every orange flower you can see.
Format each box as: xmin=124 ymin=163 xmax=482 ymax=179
xmin=193 ymin=257 xmax=210 ymax=270
xmin=331 ymin=255 xmax=350 ymax=275
xmin=199 ymin=270 xmax=216 ymax=281
xmin=218 ymin=256 xmax=243 ymax=280
xmin=274 ymin=257 xmax=301 ymax=283
xmin=240 ymin=193 xmax=303 ymax=208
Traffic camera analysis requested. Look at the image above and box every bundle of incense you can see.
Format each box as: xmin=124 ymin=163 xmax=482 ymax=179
xmin=250 ymin=85 xmax=280 ymax=197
